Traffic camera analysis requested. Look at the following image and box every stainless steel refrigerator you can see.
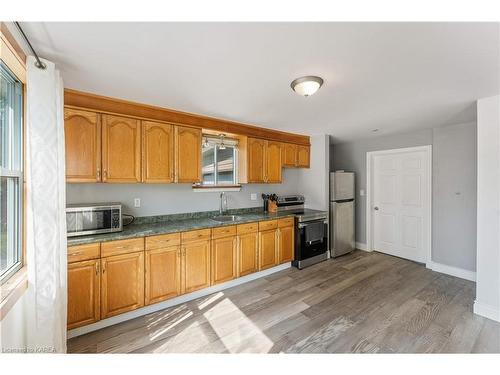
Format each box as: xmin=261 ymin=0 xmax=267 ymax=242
xmin=330 ymin=171 xmax=355 ymax=257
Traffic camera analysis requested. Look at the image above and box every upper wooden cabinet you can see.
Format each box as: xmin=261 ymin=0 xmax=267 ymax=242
xmin=175 ymin=126 xmax=202 ymax=183
xmin=247 ymin=138 xmax=282 ymax=183
xmin=247 ymin=137 xmax=266 ymax=183
xmin=142 ymin=121 xmax=174 ymax=183
xmin=266 ymin=141 xmax=282 ymax=183
xmin=67 ymin=259 xmax=100 ymax=329
xmin=64 ymin=108 xmax=101 ymax=182
xmin=100 ymin=251 xmax=145 ymax=319
xmin=102 ymin=115 xmax=141 ymax=183
xmin=297 ymin=145 xmax=310 ymax=168
xmin=282 ymin=143 xmax=298 ymax=168
xmin=282 ymin=142 xmax=310 ymax=168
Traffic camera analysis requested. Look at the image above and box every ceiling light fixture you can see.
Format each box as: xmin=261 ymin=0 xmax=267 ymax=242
xmin=291 ymin=76 xmax=324 ymax=97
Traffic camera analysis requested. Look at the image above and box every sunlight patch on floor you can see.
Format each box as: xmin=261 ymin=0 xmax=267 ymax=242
xmin=151 ymin=320 xmax=213 ymax=353
xmin=197 ymin=292 xmax=224 ymax=310
xmin=149 ymin=310 xmax=194 ymax=340
xmin=204 ymin=297 xmax=273 ymax=353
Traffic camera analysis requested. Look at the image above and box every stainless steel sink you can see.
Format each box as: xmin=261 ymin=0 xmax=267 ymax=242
xmin=211 ymin=215 xmax=243 ymax=223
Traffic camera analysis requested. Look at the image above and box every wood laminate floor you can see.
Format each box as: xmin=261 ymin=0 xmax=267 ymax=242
xmin=68 ymin=251 xmax=500 ymax=353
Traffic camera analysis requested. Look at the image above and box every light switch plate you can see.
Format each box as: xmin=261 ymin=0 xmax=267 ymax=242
xmin=250 ymin=193 xmax=257 ymax=201
xmin=134 ymin=198 xmax=141 ymax=207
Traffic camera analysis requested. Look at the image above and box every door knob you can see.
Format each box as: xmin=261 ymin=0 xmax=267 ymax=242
xmin=374 ymin=206 xmax=379 ymax=211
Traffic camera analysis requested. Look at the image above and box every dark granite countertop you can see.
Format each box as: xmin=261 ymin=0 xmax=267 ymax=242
xmin=66 ymin=209 xmax=310 ymax=247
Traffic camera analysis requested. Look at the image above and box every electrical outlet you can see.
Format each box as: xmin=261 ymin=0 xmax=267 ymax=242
xmin=134 ymin=198 xmax=141 ymax=208
xmin=250 ymin=193 xmax=257 ymax=201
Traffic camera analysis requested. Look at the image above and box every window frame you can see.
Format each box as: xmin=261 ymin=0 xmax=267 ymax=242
xmin=0 ymin=56 xmax=24 ymax=285
xmin=200 ymin=138 xmax=239 ymax=187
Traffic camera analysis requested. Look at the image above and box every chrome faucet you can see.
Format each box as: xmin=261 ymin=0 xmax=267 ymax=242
xmin=219 ymin=192 xmax=228 ymax=214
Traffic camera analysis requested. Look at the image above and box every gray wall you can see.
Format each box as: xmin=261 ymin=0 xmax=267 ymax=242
xmin=331 ymin=122 xmax=477 ymax=272
xmin=67 ymin=169 xmax=302 ymax=217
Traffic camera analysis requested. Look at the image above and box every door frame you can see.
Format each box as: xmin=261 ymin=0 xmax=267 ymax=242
xmin=366 ymin=145 xmax=432 ymax=265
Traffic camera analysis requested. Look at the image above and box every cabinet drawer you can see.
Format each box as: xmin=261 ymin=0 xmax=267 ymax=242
xmin=68 ymin=243 xmax=100 ymax=263
xmin=181 ymin=228 xmax=211 ymax=243
xmin=278 ymin=217 xmax=295 ymax=228
xmin=101 ymin=238 xmax=144 ymax=257
xmin=237 ymin=222 xmax=259 ymax=235
xmin=258 ymin=220 xmax=277 ymax=231
xmin=212 ymin=225 xmax=237 ymax=239
xmin=145 ymin=233 xmax=181 ymax=250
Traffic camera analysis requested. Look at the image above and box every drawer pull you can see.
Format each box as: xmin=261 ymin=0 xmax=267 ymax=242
xmin=69 ymin=251 xmax=83 ymax=256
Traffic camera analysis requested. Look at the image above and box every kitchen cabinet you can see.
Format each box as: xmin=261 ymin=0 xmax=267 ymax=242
xmin=145 ymin=246 xmax=181 ymax=305
xmin=278 ymin=218 xmax=294 ymax=264
xmin=101 ymin=251 xmax=145 ymax=319
xmin=211 ymin=236 xmax=237 ymax=285
xmin=175 ymin=126 xmax=202 ymax=183
xmin=67 ymin=259 xmax=100 ymax=329
xmin=266 ymin=141 xmax=282 ymax=183
xmin=258 ymin=220 xmax=278 ymax=270
xmin=282 ymin=142 xmax=298 ymax=168
xmin=142 ymin=121 xmax=174 ymax=183
xmin=297 ymin=145 xmax=310 ymax=168
xmin=247 ymin=138 xmax=282 ymax=183
xmin=247 ymin=137 xmax=266 ymax=183
xmin=64 ymin=108 xmax=101 ymax=182
xmin=102 ymin=114 xmax=141 ymax=183
xmin=181 ymin=238 xmax=211 ymax=293
xmin=237 ymin=234 xmax=258 ymax=277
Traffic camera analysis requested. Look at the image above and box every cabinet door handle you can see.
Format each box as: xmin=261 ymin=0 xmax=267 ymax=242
xmin=95 ymin=262 xmax=99 ymax=275
xmin=102 ymin=263 xmax=106 ymax=273
xmin=103 ymin=169 xmax=108 ymax=179
xmin=97 ymin=168 xmax=101 ymax=180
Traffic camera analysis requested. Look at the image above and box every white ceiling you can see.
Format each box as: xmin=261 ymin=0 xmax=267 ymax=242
xmin=19 ymin=22 xmax=499 ymax=143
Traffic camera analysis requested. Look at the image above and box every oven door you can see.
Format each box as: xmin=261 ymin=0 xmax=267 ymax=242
xmin=66 ymin=208 xmax=113 ymax=237
xmin=295 ymin=219 xmax=328 ymax=261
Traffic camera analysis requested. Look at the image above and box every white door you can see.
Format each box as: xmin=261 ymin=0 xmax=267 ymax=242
xmin=370 ymin=147 xmax=430 ymax=263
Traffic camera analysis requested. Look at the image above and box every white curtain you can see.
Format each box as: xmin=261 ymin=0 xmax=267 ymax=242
xmin=25 ymin=56 xmax=67 ymax=353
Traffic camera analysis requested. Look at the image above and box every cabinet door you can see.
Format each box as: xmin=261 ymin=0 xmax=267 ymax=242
xmin=211 ymin=236 xmax=237 ymax=285
xmin=266 ymin=141 xmax=282 ymax=183
xmin=182 ymin=240 xmax=210 ymax=293
xmin=282 ymin=143 xmax=297 ymax=168
xmin=259 ymin=229 xmax=278 ymax=270
xmin=145 ymin=247 xmax=181 ymax=305
xmin=247 ymin=138 xmax=266 ymax=183
xmin=101 ymin=252 xmax=145 ymax=319
xmin=279 ymin=226 xmax=294 ymax=263
xmin=297 ymin=145 xmax=310 ymax=168
xmin=102 ymin=115 xmax=141 ymax=183
xmin=175 ymin=126 xmax=201 ymax=183
xmin=64 ymin=108 xmax=101 ymax=182
xmin=67 ymin=259 xmax=100 ymax=329
xmin=238 ymin=232 xmax=258 ymax=277
xmin=142 ymin=121 xmax=174 ymax=183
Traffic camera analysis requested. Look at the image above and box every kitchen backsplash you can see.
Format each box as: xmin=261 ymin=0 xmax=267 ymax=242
xmin=66 ymin=169 xmax=301 ymax=217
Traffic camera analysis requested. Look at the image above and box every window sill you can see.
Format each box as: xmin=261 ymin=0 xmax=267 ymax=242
xmin=0 ymin=266 xmax=28 ymax=320
xmin=192 ymin=185 xmax=242 ymax=192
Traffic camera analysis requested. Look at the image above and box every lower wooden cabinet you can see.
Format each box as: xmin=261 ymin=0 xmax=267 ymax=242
xmin=237 ymin=232 xmax=258 ymax=277
xmin=259 ymin=229 xmax=278 ymax=270
xmin=182 ymin=239 xmax=211 ymax=294
xmin=145 ymin=246 xmax=181 ymax=305
xmin=67 ymin=259 xmax=100 ymax=330
xmin=278 ymin=226 xmax=294 ymax=263
xmin=211 ymin=236 xmax=237 ymax=285
xmin=101 ymin=251 xmax=145 ymax=319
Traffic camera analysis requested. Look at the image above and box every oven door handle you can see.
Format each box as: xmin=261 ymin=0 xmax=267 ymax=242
xmin=297 ymin=221 xmax=327 ymax=229
xmin=306 ymin=239 xmax=324 ymax=245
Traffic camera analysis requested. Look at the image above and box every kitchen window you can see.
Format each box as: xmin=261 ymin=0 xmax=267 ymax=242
xmin=0 ymin=61 xmax=23 ymax=284
xmin=200 ymin=135 xmax=238 ymax=186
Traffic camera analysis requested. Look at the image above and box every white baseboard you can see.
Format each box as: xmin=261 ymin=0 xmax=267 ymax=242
xmin=355 ymin=242 xmax=369 ymax=251
xmin=474 ymin=300 xmax=500 ymax=322
xmin=67 ymin=262 xmax=291 ymax=339
xmin=426 ymin=261 xmax=476 ymax=282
